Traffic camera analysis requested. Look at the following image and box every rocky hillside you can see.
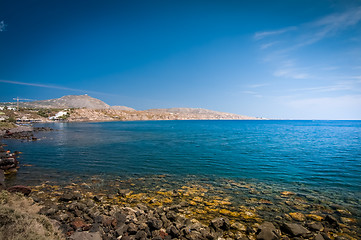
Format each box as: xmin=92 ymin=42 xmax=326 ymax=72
xmin=20 ymin=95 xmax=110 ymax=109
xmin=111 ymin=106 xmax=135 ymax=111
xmin=145 ymin=108 xmax=254 ymax=120
xmin=1 ymin=95 xmax=259 ymax=121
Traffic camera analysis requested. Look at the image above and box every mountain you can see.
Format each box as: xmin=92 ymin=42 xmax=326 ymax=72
xmin=111 ymin=106 xmax=136 ymax=111
xmin=1 ymin=95 xmax=259 ymax=120
xmin=21 ymin=95 xmax=111 ymax=109
xmin=145 ymin=108 xmax=255 ymax=120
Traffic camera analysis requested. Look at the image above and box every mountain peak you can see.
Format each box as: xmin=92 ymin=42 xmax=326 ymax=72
xmin=23 ymin=94 xmax=111 ymax=109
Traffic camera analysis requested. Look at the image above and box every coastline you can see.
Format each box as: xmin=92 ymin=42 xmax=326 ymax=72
xmin=0 ymin=122 xmax=360 ymax=239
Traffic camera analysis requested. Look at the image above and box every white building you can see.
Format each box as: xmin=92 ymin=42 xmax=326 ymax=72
xmin=49 ymin=111 xmax=68 ymax=120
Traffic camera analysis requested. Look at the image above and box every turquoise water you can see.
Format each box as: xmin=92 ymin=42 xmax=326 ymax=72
xmin=5 ymin=120 xmax=360 ymax=191
xmin=4 ymin=120 xmax=361 ymax=233
xmin=4 ymin=120 xmax=361 ymax=192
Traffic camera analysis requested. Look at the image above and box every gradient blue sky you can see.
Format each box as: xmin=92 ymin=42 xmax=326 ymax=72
xmin=1 ymin=0 xmax=361 ymax=119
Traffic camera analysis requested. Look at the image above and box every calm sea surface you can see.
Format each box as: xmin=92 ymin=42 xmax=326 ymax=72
xmin=4 ymin=120 xmax=361 ymax=211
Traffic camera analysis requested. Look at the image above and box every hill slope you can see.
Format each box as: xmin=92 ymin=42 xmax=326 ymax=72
xmin=1 ymin=95 xmax=259 ymax=121
xmin=22 ymin=95 xmax=110 ymax=109
xmin=145 ymin=108 xmax=255 ymax=120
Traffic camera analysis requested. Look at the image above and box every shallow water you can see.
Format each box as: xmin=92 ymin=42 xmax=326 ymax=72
xmin=3 ymin=120 xmax=361 ymax=231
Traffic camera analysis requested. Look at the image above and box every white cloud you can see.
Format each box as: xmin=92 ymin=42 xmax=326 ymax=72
xmin=256 ymin=7 xmax=361 ymax=49
xmin=260 ymin=41 xmax=279 ymax=50
xmin=248 ymin=83 xmax=269 ymax=88
xmin=254 ymin=27 xmax=297 ymax=40
xmin=241 ymin=91 xmax=263 ymax=98
xmin=273 ymin=68 xmax=310 ymax=79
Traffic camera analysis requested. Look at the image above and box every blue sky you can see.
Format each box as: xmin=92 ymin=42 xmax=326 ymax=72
xmin=1 ymin=0 xmax=361 ymax=119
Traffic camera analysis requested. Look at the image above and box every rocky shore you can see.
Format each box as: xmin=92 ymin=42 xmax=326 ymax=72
xmin=0 ymin=173 xmax=356 ymax=240
xmin=0 ymin=126 xmax=360 ymax=240
xmin=0 ymin=126 xmax=53 ymax=141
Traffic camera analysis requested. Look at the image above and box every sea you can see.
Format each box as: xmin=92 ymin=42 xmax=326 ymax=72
xmin=3 ymin=120 xmax=361 ymax=230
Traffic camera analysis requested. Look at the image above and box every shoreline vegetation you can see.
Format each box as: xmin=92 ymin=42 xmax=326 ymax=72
xmin=0 ymin=124 xmax=360 ymax=240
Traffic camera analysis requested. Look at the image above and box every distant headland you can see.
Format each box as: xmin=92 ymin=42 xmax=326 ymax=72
xmin=0 ymin=95 xmax=260 ymax=123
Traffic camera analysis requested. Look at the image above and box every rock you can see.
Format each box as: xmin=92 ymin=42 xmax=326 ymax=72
xmin=256 ymin=222 xmax=279 ymax=240
xmin=336 ymin=209 xmax=352 ymax=215
xmin=231 ymin=222 xmax=247 ymax=231
xmin=320 ymin=232 xmax=332 ymax=240
xmin=116 ymin=223 xmax=129 ymax=236
xmin=289 ymin=212 xmax=306 ymax=221
xmin=68 ymin=231 xmax=102 ymax=240
xmin=340 ymin=217 xmax=357 ymax=224
xmin=307 ymin=222 xmax=324 ymax=232
xmin=0 ymin=169 xmax=5 ymax=189
xmin=117 ymin=188 xmax=131 ymax=197
xmin=127 ymin=223 xmax=138 ymax=234
xmin=325 ymin=215 xmax=339 ymax=227
xmin=167 ymin=225 xmax=180 ymax=238
xmin=281 ymin=223 xmax=310 ymax=237
xmin=134 ymin=230 xmax=147 ymax=239
xmin=210 ymin=217 xmax=230 ymax=231
xmin=187 ymin=230 xmax=203 ymax=240
xmin=114 ymin=211 xmax=127 ymax=225
xmin=314 ymin=233 xmax=325 ymax=240
xmin=280 ymin=191 xmax=295 ymax=197
xmin=102 ymin=216 xmax=116 ymax=227
xmin=59 ymin=192 xmax=80 ymax=202
xmin=147 ymin=218 xmax=163 ymax=230
xmin=7 ymin=185 xmax=31 ymax=196
xmin=71 ymin=217 xmax=87 ymax=230
xmin=306 ymin=214 xmax=324 ymax=222
xmin=93 ymin=195 xmax=102 ymax=202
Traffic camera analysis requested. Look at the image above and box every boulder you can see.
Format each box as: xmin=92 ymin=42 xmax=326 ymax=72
xmin=210 ymin=217 xmax=230 ymax=231
xmin=147 ymin=218 xmax=163 ymax=230
xmin=167 ymin=225 xmax=180 ymax=238
xmin=59 ymin=192 xmax=81 ymax=202
xmin=7 ymin=185 xmax=31 ymax=196
xmin=315 ymin=233 xmax=325 ymax=240
xmin=325 ymin=215 xmax=339 ymax=228
xmin=281 ymin=223 xmax=310 ymax=237
xmin=257 ymin=222 xmax=279 ymax=240
xmin=307 ymin=222 xmax=324 ymax=232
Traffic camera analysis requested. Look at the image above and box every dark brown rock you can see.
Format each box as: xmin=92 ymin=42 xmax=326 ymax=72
xmin=148 ymin=218 xmax=163 ymax=230
xmin=134 ymin=230 xmax=147 ymax=240
xmin=325 ymin=215 xmax=339 ymax=228
xmin=7 ymin=185 xmax=31 ymax=196
xmin=257 ymin=221 xmax=279 ymax=240
xmin=281 ymin=223 xmax=310 ymax=237
xmin=167 ymin=225 xmax=180 ymax=238
xmin=71 ymin=217 xmax=87 ymax=230
xmin=307 ymin=222 xmax=324 ymax=232
xmin=314 ymin=233 xmax=325 ymax=240
xmin=210 ymin=217 xmax=230 ymax=231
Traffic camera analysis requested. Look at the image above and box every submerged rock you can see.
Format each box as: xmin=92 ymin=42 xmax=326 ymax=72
xmin=281 ymin=223 xmax=310 ymax=237
xmin=256 ymin=222 xmax=279 ymax=240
